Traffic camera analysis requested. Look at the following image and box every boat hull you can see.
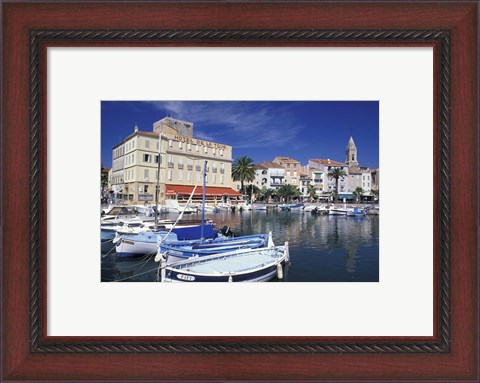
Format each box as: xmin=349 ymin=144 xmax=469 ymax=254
xmin=163 ymin=264 xmax=280 ymax=282
xmin=160 ymin=244 xmax=289 ymax=283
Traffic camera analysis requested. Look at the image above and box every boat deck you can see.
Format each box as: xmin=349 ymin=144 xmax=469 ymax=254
xmin=181 ymin=252 xmax=278 ymax=274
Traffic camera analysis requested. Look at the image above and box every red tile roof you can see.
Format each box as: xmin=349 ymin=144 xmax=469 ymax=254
xmin=310 ymin=158 xmax=346 ymax=166
xmin=259 ymin=161 xmax=284 ymax=169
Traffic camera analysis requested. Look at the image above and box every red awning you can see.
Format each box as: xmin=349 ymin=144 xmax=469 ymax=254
xmin=166 ymin=184 xmax=241 ymax=197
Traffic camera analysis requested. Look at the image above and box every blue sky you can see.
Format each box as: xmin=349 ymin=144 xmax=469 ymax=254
xmin=101 ymin=101 xmax=379 ymax=169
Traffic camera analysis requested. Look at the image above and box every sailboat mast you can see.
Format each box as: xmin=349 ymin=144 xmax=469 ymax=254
xmin=201 ymin=160 xmax=207 ymax=241
xmin=154 ymin=132 xmax=162 ymax=229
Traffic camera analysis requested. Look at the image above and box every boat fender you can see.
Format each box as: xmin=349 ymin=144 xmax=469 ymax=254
xmin=276 ymin=263 xmax=283 ymax=279
xmin=154 ymin=251 xmax=167 ymax=263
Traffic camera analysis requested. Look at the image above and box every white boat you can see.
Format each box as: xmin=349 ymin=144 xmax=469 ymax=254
xmin=163 ymin=199 xmax=197 ymax=214
xmin=278 ymin=203 xmax=304 ymax=211
xmin=113 ymin=231 xmax=179 ymax=257
xmin=133 ymin=203 xmax=155 ymax=216
xmin=253 ymin=205 xmax=267 ymax=211
xmin=158 ymin=242 xmax=290 ymax=282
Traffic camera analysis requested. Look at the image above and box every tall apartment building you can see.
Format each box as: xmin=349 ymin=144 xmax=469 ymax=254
xmin=250 ymin=162 xmax=286 ymax=190
xmin=110 ymin=117 xmax=239 ymax=204
xmin=272 ymin=156 xmax=303 ymax=187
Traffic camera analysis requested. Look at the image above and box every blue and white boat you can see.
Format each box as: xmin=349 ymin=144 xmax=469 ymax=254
xmin=156 ymin=232 xmax=272 ymax=263
xmin=158 ymin=242 xmax=290 ymax=282
xmin=278 ymin=203 xmax=304 ymax=211
xmin=346 ymin=207 xmax=366 ymax=217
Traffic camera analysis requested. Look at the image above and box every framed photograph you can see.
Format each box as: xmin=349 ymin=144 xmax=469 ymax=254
xmin=2 ymin=1 xmax=478 ymax=381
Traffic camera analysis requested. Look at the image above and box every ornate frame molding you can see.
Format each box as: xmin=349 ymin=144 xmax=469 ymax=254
xmin=30 ymin=29 xmax=450 ymax=353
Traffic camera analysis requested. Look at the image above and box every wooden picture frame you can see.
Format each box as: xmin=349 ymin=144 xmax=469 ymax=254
xmin=2 ymin=1 xmax=478 ymax=381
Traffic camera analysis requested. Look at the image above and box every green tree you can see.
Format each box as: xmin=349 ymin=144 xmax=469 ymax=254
xmin=244 ymin=184 xmax=261 ymax=203
xmin=327 ymin=167 xmax=347 ymax=203
xmin=101 ymin=164 xmax=109 ymax=188
xmin=232 ymin=156 xmax=256 ymax=195
xmin=277 ymin=184 xmax=301 ymax=203
xmin=260 ymin=187 xmax=275 ymax=203
xmin=353 ymin=187 xmax=364 ymax=202
xmin=307 ymin=185 xmax=318 ymax=202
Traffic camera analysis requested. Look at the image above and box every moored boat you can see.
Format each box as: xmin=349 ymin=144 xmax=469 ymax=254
xmin=156 ymin=232 xmax=272 ymax=263
xmin=157 ymin=242 xmax=290 ymax=282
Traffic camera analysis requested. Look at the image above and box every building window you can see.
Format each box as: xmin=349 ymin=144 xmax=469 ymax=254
xmin=178 ymin=159 xmax=184 ymax=170
xmin=156 ymin=142 xmax=159 ymax=150
xmin=179 ymin=141 xmax=183 ymax=149
xmin=178 ymin=171 xmax=183 ymax=181
xmin=204 ymin=146 xmax=208 ymax=154
xmin=154 ymin=155 xmax=159 ymax=163
xmin=144 ymin=169 xmax=149 ymax=180
xmin=187 ymin=171 xmax=192 ymax=181
xmin=187 ymin=143 xmax=191 ymax=150
xmin=168 ymin=155 xmax=174 ymax=168
xmin=144 ymin=185 xmax=148 ymax=193
xmin=213 ymin=148 xmax=216 ymax=155
xmin=143 ymin=154 xmax=151 ymax=162
xmin=167 ymin=170 xmax=172 ymax=181
xmin=187 ymin=159 xmax=193 ymax=170
xmin=145 ymin=140 xmax=150 ymax=149
xmin=287 ymin=164 xmax=291 ymax=168
xmin=212 ymin=174 xmax=216 ymax=183
xmin=220 ymin=149 xmax=224 ymax=156
xmin=196 ymin=144 xmax=199 ymax=152
xmin=168 ymin=139 xmax=173 ymax=148
xmin=131 ymin=154 xmax=134 ymax=163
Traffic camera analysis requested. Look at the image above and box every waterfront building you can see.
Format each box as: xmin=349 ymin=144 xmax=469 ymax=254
xmin=299 ymin=172 xmax=312 ymax=199
xmin=308 ymin=158 xmax=349 ymax=199
xmin=250 ymin=162 xmax=286 ymax=191
xmin=111 ymin=117 xmax=239 ymax=204
xmin=272 ymin=156 xmax=303 ymax=187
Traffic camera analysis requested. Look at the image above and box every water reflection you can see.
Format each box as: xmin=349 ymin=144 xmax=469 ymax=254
xmin=101 ymin=210 xmax=379 ymax=282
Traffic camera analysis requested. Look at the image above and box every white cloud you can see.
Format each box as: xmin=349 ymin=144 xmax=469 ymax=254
xmin=146 ymin=101 xmax=305 ymax=149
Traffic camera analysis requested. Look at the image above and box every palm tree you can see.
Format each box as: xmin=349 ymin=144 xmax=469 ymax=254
xmin=244 ymin=184 xmax=261 ymax=203
xmin=260 ymin=187 xmax=275 ymax=203
xmin=353 ymin=187 xmax=364 ymax=203
xmin=327 ymin=167 xmax=347 ymax=203
xmin=277 ymin=184 xmax=301 ymax=203
xmin=307 ymin=185 xmax=317 ymax=202
xmin=232 ymin=156 xmax=256 ymax=195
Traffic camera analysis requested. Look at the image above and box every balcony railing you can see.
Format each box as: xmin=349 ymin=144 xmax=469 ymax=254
xmin=212 ymin=168 xmax=217 ymax=173
xmin=178 ymin=164 xmax=184 ymax=170
xmin=168 ymin=162 xmax=174 ymax=168
xmin=196 ymin=165 xmax=201 ymax=171
xmin=220 ymin=169 xmax=225 ymax=174
xmin=187 ymin=165 xmax=193 ymax=170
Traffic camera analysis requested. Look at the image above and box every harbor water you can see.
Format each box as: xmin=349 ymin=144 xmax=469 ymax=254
xmin=101 ymin=209 xmax=379 ymax=282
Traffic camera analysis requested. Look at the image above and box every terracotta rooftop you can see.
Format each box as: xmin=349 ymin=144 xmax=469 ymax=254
xmin=310 ymin=158 xmax=346 ymax=167
xmin=259 ymin=161 xmax=285 ymax=169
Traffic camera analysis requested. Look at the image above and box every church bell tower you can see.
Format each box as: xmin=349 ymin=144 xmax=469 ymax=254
xmin=346 ymin=136 xmax=359 ymax=167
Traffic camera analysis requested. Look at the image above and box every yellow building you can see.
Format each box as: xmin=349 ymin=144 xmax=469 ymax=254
xmin=112 ymin=117 xmax=239 ymax=204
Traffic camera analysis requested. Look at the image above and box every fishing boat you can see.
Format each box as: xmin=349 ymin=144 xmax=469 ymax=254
xmin=278 ymin=203 xmax=304 ymax=211
xmin=101 ymin=217 xmax=145 ymax=253
xmin=156 ymin=232 xmax=272 ymax=263
xmin=157 ymin=242 xmax=290 ymax=282
xmin=346 ymin=207 xmax=366 ymax=217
